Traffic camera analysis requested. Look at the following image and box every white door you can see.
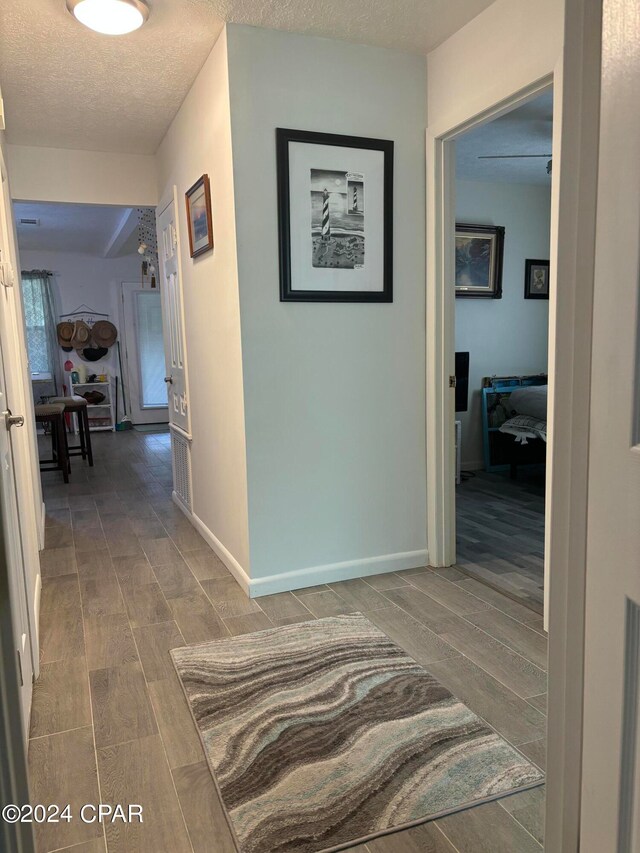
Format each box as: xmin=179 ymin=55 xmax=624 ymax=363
xmin=580 ymin=0 xmax=640 ymax=849
xmin=120 ymin=282 xmax=169 ymax=425
xmin=0 ymin=330 xmax=33 ymax=739
xmin=157 ymin=191 xmax=190 ymax=437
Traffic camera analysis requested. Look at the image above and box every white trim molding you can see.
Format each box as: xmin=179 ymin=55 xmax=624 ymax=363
xmin=171 ymin=489 xmax=191 ymax=516
xmin=173 ymin=493 xmax=428 ymax=599
xmin=171 ymin=493 xmax=252 ymax=597
xmin=33 ymin=573 xmax=41 ymax=650
xmin=39 ymin=500 xmax=45 ymax=550
xmin=545 ymin=1 xmax=602 ymax=850
xmin=189 ymin=510 xmax=251 ymax=597
xmin=247 ymin=551 xmax=430 ymax=598
xmin=425 ymin=128 xmax=456 ymax=567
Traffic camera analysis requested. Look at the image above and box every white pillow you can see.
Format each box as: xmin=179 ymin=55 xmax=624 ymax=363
xmin=499 ymin=415 xmax=547 ymax=445
xmin=509 ymin=385 xmax=548 ymax=420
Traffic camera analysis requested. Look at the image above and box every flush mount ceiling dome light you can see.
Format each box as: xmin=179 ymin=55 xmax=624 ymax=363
xmin=66 ymin=0 xmax=149 ymax=35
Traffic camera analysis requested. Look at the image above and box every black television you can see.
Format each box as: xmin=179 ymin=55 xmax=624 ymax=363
xmin=455 ymin=351 xmax=470 ymax=413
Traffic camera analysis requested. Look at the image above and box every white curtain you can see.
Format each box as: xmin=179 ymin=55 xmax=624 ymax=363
xmin=21 ymin=270 xmax=64 ymax=395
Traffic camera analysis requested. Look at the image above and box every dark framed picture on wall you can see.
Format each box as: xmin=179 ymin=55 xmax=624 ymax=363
xmin=185 ymin=174 xmax=214 ymax=258
xmin=455 ymin=223 xmax=505 ymax=298
xmin=276 ymin=128 xmax=394 ymax=302
xmin=524 ymin=258 xmax=550 ymax=299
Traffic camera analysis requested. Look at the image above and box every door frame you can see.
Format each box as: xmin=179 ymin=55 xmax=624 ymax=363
xmin=0 ymin=146 xmax=41 ymax=679
xmin=0 ymin=517 xmax=35 ymax=853
xmin=119 ymin=281 xmax=170 ymax=425
xmin=425 ymin=71 xmax=555 ymax=568
xmin=425 ymin=1 xmax=603 ymax=850
xmin=0 ymin=141 xmax=37 ymax=852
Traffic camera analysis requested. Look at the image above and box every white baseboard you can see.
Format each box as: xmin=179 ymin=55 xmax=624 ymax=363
xmin=171 ymin=490 xmax=191 ymax=518
xmin=172 ymin=492 xmax=428 ymax=600
xmin=248 ymin=549 xmax=429 ymax=598
xmin=191 ymin=513 xmax=252 ymax=597
xmin=173 ymin=492 xmax=251 ymax=597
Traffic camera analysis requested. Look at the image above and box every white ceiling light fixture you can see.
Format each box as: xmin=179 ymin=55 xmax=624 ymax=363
xmin=66 ymin=0 xmax=149 ymax=35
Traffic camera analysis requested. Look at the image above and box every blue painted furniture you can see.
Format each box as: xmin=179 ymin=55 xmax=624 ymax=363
xmin=481 ymin=374 xmax=547 ymax=472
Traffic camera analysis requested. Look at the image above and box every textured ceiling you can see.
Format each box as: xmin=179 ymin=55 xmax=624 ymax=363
xmin=0 ymin=0 xmax=224 ymax=154
xmin=456 ymin=90 xmax=554 ymax=186
xmin=0 ymin=0 xmax=496 ymax=154
xmin=15 ymin=201 xmax=138 ymax=255
xmin=217 ymin=0 xmax=496 ymax=54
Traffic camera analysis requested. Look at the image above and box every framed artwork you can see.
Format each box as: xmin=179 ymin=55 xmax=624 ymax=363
xmin=455 ymin=223 xmax=505 ymax=298
xmin=276 ymin=128 xmax=394 ymax=302
xmin=524 ymin=259 xmax=550 ymax=299
xmin=185 ymin=174 xmax=214 ymax=258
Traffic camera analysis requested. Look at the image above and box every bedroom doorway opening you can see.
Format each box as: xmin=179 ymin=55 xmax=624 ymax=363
xmin=452 ymin=88 xmax=553 ymax=616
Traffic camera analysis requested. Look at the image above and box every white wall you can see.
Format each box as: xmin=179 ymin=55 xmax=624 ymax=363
xmin=19 ymin=248 xmax=140 ymax=398
xmin=455 ymin=180 xmax=551 ymax=467
xmin=226 ymin=24 xmax=428 ymax=588
xmin=427 ymin=0 xmax=564 ymax=133
xmin=7 ymin=145 xmax=157 ymax=207
xmin=156 ymin=29 xmax=251 ymax=575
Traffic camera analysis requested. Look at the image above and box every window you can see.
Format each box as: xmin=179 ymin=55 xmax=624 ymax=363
xmin=21 ymin=272 xmax=53 ymax=379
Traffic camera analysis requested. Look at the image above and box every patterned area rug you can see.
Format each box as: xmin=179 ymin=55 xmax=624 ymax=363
xmin=172 ymin=613 xmax=543 ymax=853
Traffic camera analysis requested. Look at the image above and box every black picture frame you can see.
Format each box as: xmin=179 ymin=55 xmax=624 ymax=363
xmin=455 ymin=223 xmax=505 ymax=299
xmin=276 ymin=128 xmax=394 ymax=302
xmin=524 ymin=258 xmax=550 ymax=299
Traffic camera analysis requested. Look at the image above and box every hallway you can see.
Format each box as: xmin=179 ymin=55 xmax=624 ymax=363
xmin=32 ymin=431 xmax=547 ymax=853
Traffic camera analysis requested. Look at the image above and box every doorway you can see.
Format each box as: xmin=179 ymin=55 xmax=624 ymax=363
xmin=453 ymin=90 xmax=553 ymax=614
xmin=120 ymin=282 xmax=169 ymax=426
xmin=425 ymin=76 xmax=558 ymax=621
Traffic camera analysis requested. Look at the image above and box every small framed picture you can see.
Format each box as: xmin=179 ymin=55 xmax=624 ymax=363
xmin=524 ymin=259 xmax=550 ymax=299
xmin=185 ymin=174 xmax=213 ymax=258
xmin=276 ymin=127 xmax=393 ymax=302
xmin=455 ymin=224 xmax=505 ymax=298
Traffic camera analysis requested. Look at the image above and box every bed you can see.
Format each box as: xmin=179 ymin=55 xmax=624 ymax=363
xmin=498 ymin=384 xmax=548 ymax=477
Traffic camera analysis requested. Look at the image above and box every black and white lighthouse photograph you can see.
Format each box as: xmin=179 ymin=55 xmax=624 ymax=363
xmin=310 ymin=168 xmax=365 ymax=269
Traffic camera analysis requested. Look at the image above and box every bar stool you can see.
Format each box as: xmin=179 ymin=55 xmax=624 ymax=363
xmin=34 ymin=402 xmax=70 ymax=483
xmin=49 ymin=395 xmax=94 ymax=467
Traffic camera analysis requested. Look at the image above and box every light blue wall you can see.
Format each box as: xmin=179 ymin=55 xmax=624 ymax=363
xmin=227 ymin=24 xmax=428 ymax=586
xmin=455 ymin=180 xmax=551 ymax=468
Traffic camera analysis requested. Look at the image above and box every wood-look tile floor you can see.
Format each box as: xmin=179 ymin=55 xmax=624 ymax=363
xmin=456 ymin=470 xmax=546 ymax=613
xmin=31 ymin=431 xmax=547 ymax=852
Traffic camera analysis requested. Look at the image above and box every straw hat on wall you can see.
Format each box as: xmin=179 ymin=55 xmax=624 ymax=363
xmin=69 ymin=320 xmax=92 ymax=349
xmin=56 ymin=321 xmax=75 ymax=350
xmin=91 ymin=320 xmax=118 ymax=348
